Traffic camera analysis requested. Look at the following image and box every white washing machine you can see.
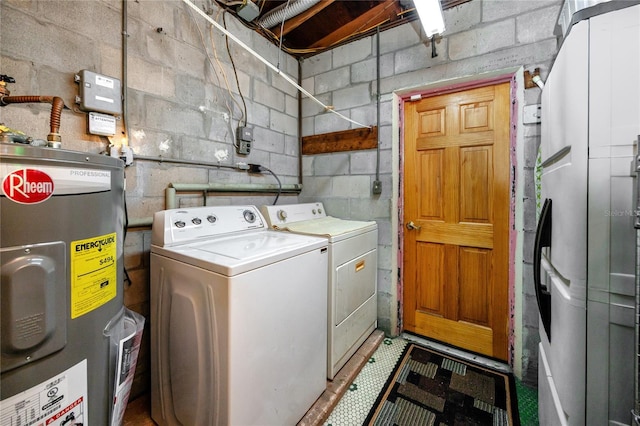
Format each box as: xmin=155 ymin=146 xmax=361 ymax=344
xmin=260 ymin=202 xmax=377 ymax=379
xmin=149 ymin=205 xmax=328 ymax=426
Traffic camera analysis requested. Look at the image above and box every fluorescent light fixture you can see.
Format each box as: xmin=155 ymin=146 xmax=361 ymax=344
xmin=414 ymin=0 xmax=445 ymax=37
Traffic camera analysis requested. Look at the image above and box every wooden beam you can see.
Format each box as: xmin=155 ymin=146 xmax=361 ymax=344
xmin=302 ymin=127 xmax=378 ymax=155
xmin=272 ymin=0 xmax=335 ymax=39
xmin=310 ymin=0 xmax=400 ymax=49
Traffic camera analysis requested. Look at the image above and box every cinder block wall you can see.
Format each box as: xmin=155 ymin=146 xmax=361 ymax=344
xmin=299 ymin=0 xmax=562 ymax=385
xmin=1 ymin=0 xmax=300 ymax=398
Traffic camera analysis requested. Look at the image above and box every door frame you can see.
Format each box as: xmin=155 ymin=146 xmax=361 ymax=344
xmin=390 ymin=67 xmax=525 ymax=370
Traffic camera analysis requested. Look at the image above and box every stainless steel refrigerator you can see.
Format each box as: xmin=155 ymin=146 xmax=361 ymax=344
xmin=536 ymin=2 xmax=639 ymax=425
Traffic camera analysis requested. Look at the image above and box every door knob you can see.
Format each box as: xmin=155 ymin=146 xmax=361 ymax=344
xmin=406 ymin=221 xmax=421 ymax=231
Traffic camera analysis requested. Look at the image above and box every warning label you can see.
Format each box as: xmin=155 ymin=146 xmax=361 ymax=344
xmin=0 ymin=360 xmax=87 ymax=426
xmin=70 ymin=233 xmax=117 ymax=319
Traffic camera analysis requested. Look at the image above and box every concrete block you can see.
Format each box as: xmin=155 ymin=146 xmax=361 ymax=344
xmin=443 ymin=0 xmax=482 ymax=34
xmin=300 ymin=50 xmax=332 ymax=77
xmin=269 ymin=110 xmax=297 ymax=135
xmin=302 ymin=92 xmax=332 ymax=118
xmin=333 ymin=83 xmax=372 ymax=110
xmin=350 ymin=105 xmax=376 ymax=129
xmin=349 ymin=198 xmax=391 ymax=219
xmin=299 ymin=178 xmax=337 ymax=199
xmin=517 ymin=5 xmax=562 ymax=44
xmin=394 ymin=39 xmax=448 ymax=74
xmin=449 ymin=19 xmax=515 ymax=61
xmin=522 ymin=263 xmax=535 ymax=297
xmin=319 ymin=198 xmax=350 ymax=217
xmin=483 ymin=0 xmax=561 ymax=23
xmin=379 ymin=22 xmax=422 ymax=55
xmin=314 ymin=153 xmax=350 ymax=176
xmin=2 ymin=7 xmax=100 ymax=73
xmin=314 ymin=111 xmax=348 ymax=135
xmin=40 ymin=0 xmax=121 ymax=48
xmin=268 ymin=152 xmax=298 ymax=177
xmin=333 ymin=38 xmax=372 ymax=68
xmin=376 ymin=219 xmax=392 ymax=244
xmin=254 ymin=79 xmax=285 ymax=111
xmin=175 ymin=74 xmax=207 ymax=106
xmin=272 ymin=71 xmax=299 ymax=98
xmin=127 ymin=56 xmax=176 ymax=98
xmin=332 ymin=175 xmax=371 ymax=198
xmin=144 ymin=96 xmax=206 ymax=137
xmin=302 ymin=156 xmax=314 ymax=176
xmin=204 ymin=108 xmax=234 ymax=143
xmin=301 ymin=117 xmax=314 ymax=137
xmin=350 ymin=151 xmax=378 ymax=175
xmin=128 ymin=128 xmax=174 ymax=157
xmin=246 ymin=101 xmax=270 ymax=129
xmin=285 ymin=94 xmax=298 ymax=117
xmin=378 ymin=124 xmax=394 ymax=150
xmin=351 ymin=58 xmax=377 ymax=83
xmin=523 ymin=293 xmax=540 ymax=328
xmin=178 ymin=135 xmax=233 ymax=164
xmin=523 ymin=229 xmax=535 ymax=264
xmin=254 ymin=126 xmax=285 ymax=153
xmin=315 ymin=67 xmax=351 ymax=94
xmin=284 ymin=134 xmax=299 ymax=157
xmin=377 ymin=244 xmax=392 ymax=270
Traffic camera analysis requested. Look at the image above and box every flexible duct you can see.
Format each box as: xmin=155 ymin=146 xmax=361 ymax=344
xmin=256 ymin=0 xmax=322 ymax=29
xmin=0 ymin=95 xmax=65 ymax=143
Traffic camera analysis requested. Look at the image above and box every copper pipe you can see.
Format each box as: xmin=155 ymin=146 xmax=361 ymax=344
xmin=0 ymin=95 xmax=65 ymax=143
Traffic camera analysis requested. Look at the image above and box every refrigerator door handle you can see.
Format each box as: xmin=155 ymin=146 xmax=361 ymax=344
xmin=534 ymin=198 xmax=552 ymax=340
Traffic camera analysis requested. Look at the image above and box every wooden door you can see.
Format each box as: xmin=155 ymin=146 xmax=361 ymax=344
xmin=402 ymin=82 xmax=510 ymax=360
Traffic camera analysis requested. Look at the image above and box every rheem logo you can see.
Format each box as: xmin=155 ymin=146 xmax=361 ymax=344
xmin=2 ymin=169 xmax=55 ymax=204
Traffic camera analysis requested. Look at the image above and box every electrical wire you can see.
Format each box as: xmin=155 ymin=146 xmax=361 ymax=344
xmin=223 ymin=11 xmax=248 ymax=126
xmin=276 ymin=0 xmax=291 ymax=71
xmin=123 ymin=176 xmax=132 ymax=287
xmin=187 ymin=4 xmax=245 ymax=136
xmin=258 ymin=165 xmax=282 ymax=205
xmin=182 ymin=0 xmax=371 ymax=130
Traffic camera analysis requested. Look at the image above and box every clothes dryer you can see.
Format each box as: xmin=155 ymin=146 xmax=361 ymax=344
xmin=260 ymin=202 xmax=377 ymax=379
xmin=150 ymin=205 xmax=328 ymax=425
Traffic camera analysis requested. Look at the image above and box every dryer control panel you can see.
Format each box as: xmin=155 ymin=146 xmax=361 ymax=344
xmin=260 ymin=202 xmax=327 ymax=227
xmin=151 ymin=205 xmax=266 ymax=247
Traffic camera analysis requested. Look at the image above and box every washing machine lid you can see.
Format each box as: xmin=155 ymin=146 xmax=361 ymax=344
xmin=272 ymin=216 xmax=377 ymax=242
xmin=152 ymin=230 xmax=327 ymax=276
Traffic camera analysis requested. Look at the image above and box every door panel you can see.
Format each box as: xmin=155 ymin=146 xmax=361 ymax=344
xmin=403 ymin=82 xmax=510 ymax=360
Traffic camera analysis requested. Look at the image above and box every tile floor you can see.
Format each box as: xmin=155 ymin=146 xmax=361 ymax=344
xmin=320 ymin=333 xmax=539 ymax=426
xmin=124 ymin=330 xmax=539 ymax=426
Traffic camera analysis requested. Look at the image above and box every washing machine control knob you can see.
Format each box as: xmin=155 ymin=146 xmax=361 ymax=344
xmin=243 ymin=209 xmax=256 ymax=223
xmin=312 ymin=209 xmax=317 ymax=214
xmin=174 ymin=220 xmax=186 ymax=228
xmin=318 ymin=208 xmax=322 ymax=214
xmin=277 ymin=210 xmax=287 ymax=220
xmin=207 ymin=215 xmax=217 ymax=223
xmin=192 ymin=217 xmax=202 ymax=225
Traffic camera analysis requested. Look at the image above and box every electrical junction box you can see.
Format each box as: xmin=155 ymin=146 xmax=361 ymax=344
xmin=88 ymin=112 xmax=117 ymax=136
xmin=237 ymin=1 xmax=259 ymax=22
xmin=75 ymin=70 xmax=122 ymax=115
xmin=236 ymin=126 xmax=253 ymax=155
xmin=523 ymin=104 xmax=542 ymax=124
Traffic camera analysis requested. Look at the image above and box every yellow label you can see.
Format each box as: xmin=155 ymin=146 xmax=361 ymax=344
xmin=70 ymin=232 xmax=117 ymax=319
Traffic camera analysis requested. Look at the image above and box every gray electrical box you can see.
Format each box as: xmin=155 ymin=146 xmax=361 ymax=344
xmin=75 ymin=70 xmax=122 ymax=115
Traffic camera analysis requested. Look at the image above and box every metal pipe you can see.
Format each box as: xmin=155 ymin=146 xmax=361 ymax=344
xmin=134 ymin=154 xmax=239 ymax=170
xmin=376 ymin=26 xmax=381 ymax=182
xmin=165 ymin=187 xmax=176 ymax=210
xmin=169 ymin=182 xmax=301 ymax=193
xmin=0 ymin=95 xmax=64 ymax=143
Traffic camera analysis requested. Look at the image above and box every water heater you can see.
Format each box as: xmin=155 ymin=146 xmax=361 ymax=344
xmin=0 ymin=143 xmax=125 ymax=424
